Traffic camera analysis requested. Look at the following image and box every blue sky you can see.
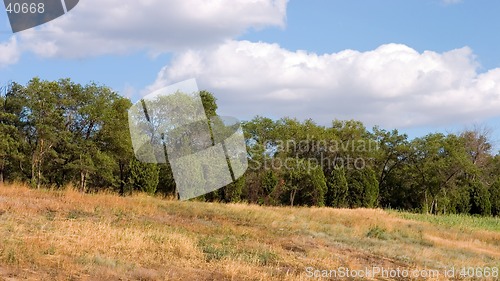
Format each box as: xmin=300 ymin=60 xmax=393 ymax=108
xmin=1 ymin=0 xmax=500 ymax=149
xmin=244 ymin=0 xmax=500 ymax=69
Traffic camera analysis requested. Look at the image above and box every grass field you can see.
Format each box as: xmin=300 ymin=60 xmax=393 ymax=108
xmin=0 ymin=184 xmax=499 ymax=280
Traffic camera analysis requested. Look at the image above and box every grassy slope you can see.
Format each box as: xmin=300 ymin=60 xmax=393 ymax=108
xmin=0 ymin=184 xmax=499 ymax=281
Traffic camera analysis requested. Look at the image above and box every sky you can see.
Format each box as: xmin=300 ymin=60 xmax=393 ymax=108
xmin=1 ymin=0 xmax=500 ymax=148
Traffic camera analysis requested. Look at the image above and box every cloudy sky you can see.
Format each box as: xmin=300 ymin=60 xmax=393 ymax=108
xmin=1 ymin=0 xmax=500 ymax=145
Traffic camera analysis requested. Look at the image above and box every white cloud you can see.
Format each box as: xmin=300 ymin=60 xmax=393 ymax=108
xmin=13 ymin=0 xmax=287 ymax=58
xmin=147 ymin=40 xmax=500 ymax=128
xmin=0 ymin=36 xmax=20 ymax=68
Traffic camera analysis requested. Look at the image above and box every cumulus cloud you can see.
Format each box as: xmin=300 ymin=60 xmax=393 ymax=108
xmin=11 ymin=0 xmax=287 ymax=58
xmin=0 ymin=36 xmax=20 ymax=68
xmin=147 ymin=40 xmax=500 ymax=128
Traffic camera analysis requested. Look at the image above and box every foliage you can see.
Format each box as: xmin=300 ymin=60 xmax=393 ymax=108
xmin=129 ymin=159 xmax=159 ymax=195
xmin=490 ymin=179 xmax=500 ymax=216
xmin=326 ymin=166 xmax=348 ymax=207
xmin=281 ymin=158 xmax=327 ymax=206
xmin=2 ymin=78 xmax=500 ymax=217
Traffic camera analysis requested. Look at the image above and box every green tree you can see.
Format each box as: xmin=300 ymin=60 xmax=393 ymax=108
xmin=410 ymin=134 xmax=472 ymax=214
xmin=347 ymin=167 xmax=379 ymax=208
xmin=326 ymin=166 xmax=349 ymax=207
xmin=200 ymin=90 xmax=218 ymax=118
xmin=22 ymin=78 xmax=64 ymax=188
xmin=282 ymin=159 xmax=327 ymax=206
xmin=156 ymin=163 xmax=177 ymax=197
xmin=129 ymin=159 xmax=159 ymax=195
xmin=262 ymin=170 xmax=278 ymax=195
xmin=241 ymin=117 xmax=277 ymax=203
xmin=220 ymin=175 xmax=245 ymax=202
xmin=0 ymin=91 xmax=21 ymax=183
xmin=372 ymin=127 xmax=410 ymax=208
xmin=469 ymin=180 xmax=491 ymax=216
xmin=96 ymin=93 xmax=133 ymax=193
xmin=490 ymin=178 xmax=500 ymax=216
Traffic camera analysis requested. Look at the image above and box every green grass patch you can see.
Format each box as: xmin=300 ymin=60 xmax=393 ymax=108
xmin=366 ymin=226 xmax=388 ymax=240
xmin=198 ymin=236 xmax=280 ymax=266
xmin=393 ymin=211 xmax=500 ymax=232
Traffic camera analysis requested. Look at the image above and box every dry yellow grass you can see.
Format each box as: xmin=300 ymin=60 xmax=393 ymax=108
xmin=0 ymin=183 xmax=499 ymax=280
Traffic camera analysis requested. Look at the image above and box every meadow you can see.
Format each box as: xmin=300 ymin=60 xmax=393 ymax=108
xmin=0 ymin=184 xmax=499 ymax=280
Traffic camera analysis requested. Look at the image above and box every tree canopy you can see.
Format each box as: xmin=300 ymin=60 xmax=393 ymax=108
xmin=1 ymin=78 xmax=500 ymax=216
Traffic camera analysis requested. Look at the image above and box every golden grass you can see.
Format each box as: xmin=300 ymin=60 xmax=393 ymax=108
xmin=0 ymin=183 xmax=499 ymax=280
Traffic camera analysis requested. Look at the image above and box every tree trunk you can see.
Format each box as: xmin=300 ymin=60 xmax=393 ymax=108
xmin=32 ymin=139 xmax=45 ymax=189
xmin=424 ymin=191 xmax=429 ymax=214
xmin=290 ymin=188 xmax=297 ymax=207
xmin=80 ymin=170 xmax=87 ymax=192
xmin=119 ymin=161 xmax=126 ymax=196
xmin=36 ymin=160 xmax=41 ymax=189
xmin=0 ymin=161 xmax=4 ymax=184
xmin=31 ymin=153 xmax=36 ymax=187
xmin=430 ymin=198 xmax=436 ymax=215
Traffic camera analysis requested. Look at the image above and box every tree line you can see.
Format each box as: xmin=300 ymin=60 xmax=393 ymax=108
xmin=1 ymin=78 xmax=500 ymax=216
